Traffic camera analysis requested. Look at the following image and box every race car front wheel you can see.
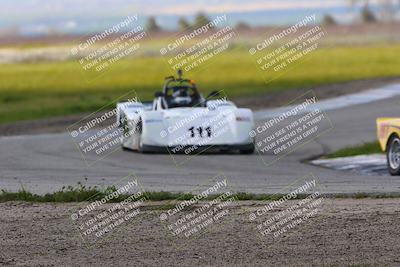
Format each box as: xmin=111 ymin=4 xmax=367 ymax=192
xmin=387 ymin=135 xmax=400 ymax=175
xmin=240 ymin=144 xmax=255 ymax=154
xmin=136 ymin=119 xmax=144 ymax=152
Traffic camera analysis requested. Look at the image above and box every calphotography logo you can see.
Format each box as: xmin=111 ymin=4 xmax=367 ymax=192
xmin=249 ymin=174 xmax=326 ymax=245
xmin=159 ymin=14 xmax=239 ymax=73
xmin=253 ymin=90 xmax=333 ymax=166
xmin=248 ymin=14 xmax=328 ymax=84
xmin=71 ymin=14 xmax=149 ymax=80
xmin=159 ymin=174 xmax=238 ymax=247
xmin=67 ymin=90 xmax=140 ymax=166
xmin=70 ymin=174 xmax=148 ymax=248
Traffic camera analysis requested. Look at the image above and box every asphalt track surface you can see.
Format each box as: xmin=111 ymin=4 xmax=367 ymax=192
xmin=1 ymin=86 xmax=400 ymax=195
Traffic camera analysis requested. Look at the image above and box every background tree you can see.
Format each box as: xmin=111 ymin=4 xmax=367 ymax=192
xmin=235 ymin=21 xmax=251 ymax=30
xmin=322 ymin=14 xmax=337 ymax=25
xmin=361 ymin=6 xmax=377 ymax=23
xmin=178 ymin=17 xmax=190 ymax=31
xmin=349 ymin=0 xmax=400 ymax=22
xmin=146 ymin=17 xmax=161 ymax=32
xmin=193 ymin=12 xmax=213 ymax=29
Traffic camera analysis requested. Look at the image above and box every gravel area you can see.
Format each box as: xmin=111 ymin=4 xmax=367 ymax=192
xmin=1 ymin=199 xmax=399 ymax=266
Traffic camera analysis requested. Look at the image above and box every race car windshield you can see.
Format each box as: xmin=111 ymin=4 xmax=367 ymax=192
xmin=165 ymin=86 xmax=202 ymax=108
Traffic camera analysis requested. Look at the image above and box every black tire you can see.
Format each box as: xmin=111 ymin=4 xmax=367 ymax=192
xmin=240 ymin=145 xmax=255 ymax=154
xmin=220 ymin=148 xmax=230 ymax=154
xmin=121 ymin=115 xmax=130 ymax=151
xmin=386 ymin=134 xmax=400 ymax=175
xmin=121 ymin=146 xmax=130 ymax=151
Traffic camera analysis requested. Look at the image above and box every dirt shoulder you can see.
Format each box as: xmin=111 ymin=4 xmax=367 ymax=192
xmin=1 ymin=77 xmax=400 ymax=137
xmin=1 ymin=198 xmax=399 ymax=266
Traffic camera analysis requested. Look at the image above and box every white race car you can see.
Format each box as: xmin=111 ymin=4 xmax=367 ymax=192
xmin=116 ymin=70 xmax=255 ymax=154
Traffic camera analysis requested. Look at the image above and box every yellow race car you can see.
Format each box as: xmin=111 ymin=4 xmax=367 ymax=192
xmin=377 ymin=118 xmax=400 ymax=175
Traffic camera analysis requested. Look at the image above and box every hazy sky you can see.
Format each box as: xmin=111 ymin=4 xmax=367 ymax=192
xmin=0 ymin=0 xmax=387 ymax=35
xmin=0 ymin=0 xmax=368 ymax=18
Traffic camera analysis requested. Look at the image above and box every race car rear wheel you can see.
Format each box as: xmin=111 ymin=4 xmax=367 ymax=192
xmin=387 ymin=134 xmax=400 ymax=175
xmin=121 ymin=115 xmax=131 ymax=151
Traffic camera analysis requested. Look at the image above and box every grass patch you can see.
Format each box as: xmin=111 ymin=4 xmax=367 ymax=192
xmin=2 ymin=183 xmax=400 ymax=203
xmin=1 ymin=44 xmax=400 ymax=123
xmin=0 ymin=184 xmax=192 ymax=203
xmin=326 ymin=141 xmax=382 ymax=158
xmin=0 ymin=185 xmax=287 ymax=203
